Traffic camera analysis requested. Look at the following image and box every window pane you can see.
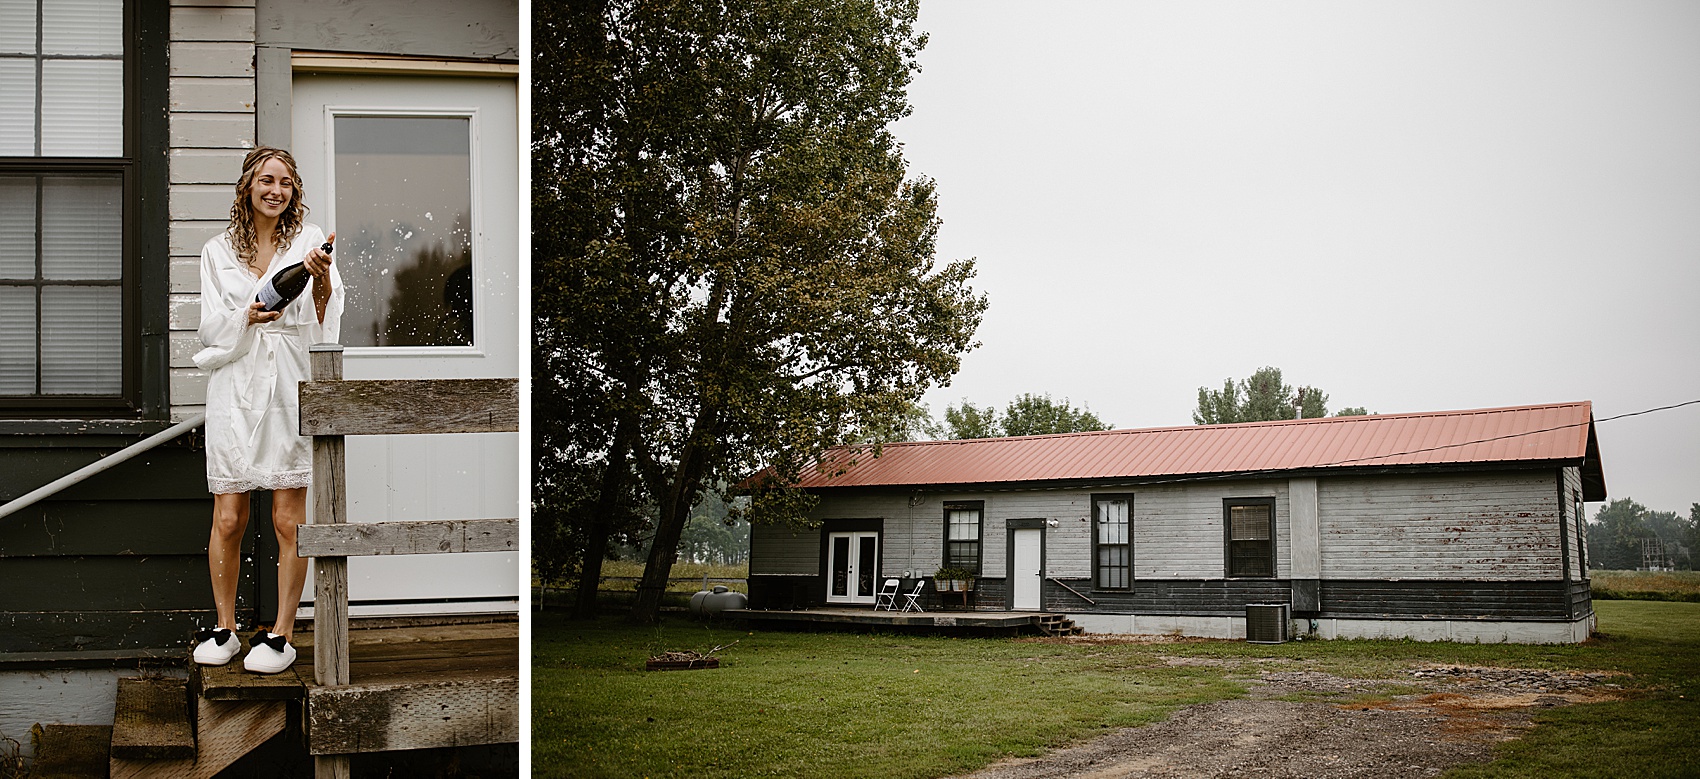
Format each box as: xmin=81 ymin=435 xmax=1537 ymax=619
xmin=1231 ymin=540 xmax=1272 ymax=577
xmin=1097 ymin=499 xmax=1128 ymax=544
xmin=0 ymin=177 xmax=35 ymax=279
xmin=1097 ymin=545 xmax=1127 ymax=588
xmin=947 ymin=541 xmax=979 ymax=573
xmin=948 ymin=508 xmax=979 ymax=540
xmin=1230 ymin=504 xmax=1271 ymax=541
xmin=40 ymin=285 xmax=119 ymax=393
xmin=42 ymin=0 xmax=122 ymax=56
xmin=0 ymin=0 xmax=34 ymax=55
xmin=42 ymin=176 xmax=121 ymax=279
xmin=42 ymin=59 xmax=122 ymax=157
xmin=334 ymin=114 xmax=473 ymax=347
xmin=0 ymin=59 xmax=35 ymax=155
xmin=0 ymin=286 xmax=34 ymax=394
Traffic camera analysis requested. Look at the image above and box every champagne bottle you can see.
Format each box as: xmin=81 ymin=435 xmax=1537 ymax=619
xmin=256 ymin=241 xmax=333 ymax=312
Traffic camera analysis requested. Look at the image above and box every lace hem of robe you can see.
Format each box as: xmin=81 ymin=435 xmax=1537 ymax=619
xmin=208 ymin=470 xmax=312 ymax=495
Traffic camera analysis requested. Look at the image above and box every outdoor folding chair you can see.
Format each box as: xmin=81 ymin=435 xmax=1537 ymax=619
xmin=899 ymin=578 xmax=927 ymax=613
xmin=873 ymin=578 xmax=900 ymax=610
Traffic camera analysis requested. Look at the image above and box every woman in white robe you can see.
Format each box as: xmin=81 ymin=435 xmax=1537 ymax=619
xmin=191 ymin=147 xmax=344 ymax=674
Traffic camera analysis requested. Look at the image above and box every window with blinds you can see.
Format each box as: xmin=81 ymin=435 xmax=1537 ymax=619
xmin=0 ymin=0 xmax=137 ymax=410
xmin=1093 ymin=494 xmax=1132 ymax=589
xmin=943 ymin=502 xmax=982 ymax=575
xmin=1225 ymin=499 xmax=1275 ymax=578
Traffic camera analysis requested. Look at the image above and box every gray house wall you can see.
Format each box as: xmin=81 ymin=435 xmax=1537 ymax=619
xmin=749 ymin=467 xmax=1591 ymax=639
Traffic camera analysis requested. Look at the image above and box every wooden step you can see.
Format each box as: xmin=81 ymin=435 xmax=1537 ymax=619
xmin=110 ymin=697 xmax=287 ymax=779
xmin=27 ymin=723 xmax=111 ymax=779
xmin=110 ymin=678 xmax=194 ymax=761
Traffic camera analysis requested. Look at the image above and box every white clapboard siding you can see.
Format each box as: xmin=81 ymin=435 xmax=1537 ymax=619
xmin=1564 ymin=466 xmax=1584 ymax=578
xmin=1129 ymin=480 xmax=1290 ymax=580
xmin=167 ymin=0 xmax=255 ymax=419
xmin=1318 ymin=472 xmax=1560 ymax=580
xmin=984 ymin=491 xmax=1088 ymax=578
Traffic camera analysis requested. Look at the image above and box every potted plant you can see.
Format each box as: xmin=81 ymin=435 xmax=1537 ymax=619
xmin=932 ymin=567 xmax=956 ymax=593
xmin=934 ymin=567 xmax=974 ymax=592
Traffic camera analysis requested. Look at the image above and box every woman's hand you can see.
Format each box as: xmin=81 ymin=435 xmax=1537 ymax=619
xmin=246 ymin=301 xmax=282 ymax=326
xmin=309 ymin=232 xmax=335 ymax=325
xmin=306 ymin=232 xmax=335 ymax=280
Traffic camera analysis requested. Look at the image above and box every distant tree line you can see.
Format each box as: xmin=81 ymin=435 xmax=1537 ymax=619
xmin=1194 ymin=366 xmax=1371 ymax=424
xmin=1587 ymin=499 xmax=1700 ymax=571
xmin=872 ymin=393 xmax=1112 ymax=442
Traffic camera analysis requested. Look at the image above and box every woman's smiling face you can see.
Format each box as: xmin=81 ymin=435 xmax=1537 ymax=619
xmin=249 ymin=156 xmax=295 ymax=221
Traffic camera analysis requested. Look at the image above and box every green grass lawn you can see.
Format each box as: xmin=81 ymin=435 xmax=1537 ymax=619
xmin=533 ymin=601 xmax=1700 ymax=779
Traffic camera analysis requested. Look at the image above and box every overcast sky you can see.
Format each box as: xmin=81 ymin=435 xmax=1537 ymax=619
xmin=895 ymin=1 xmax=1699 ymax=515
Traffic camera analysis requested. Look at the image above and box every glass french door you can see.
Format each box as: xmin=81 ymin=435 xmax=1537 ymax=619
xmin=826 ymin=531 xmax=879 ymax=605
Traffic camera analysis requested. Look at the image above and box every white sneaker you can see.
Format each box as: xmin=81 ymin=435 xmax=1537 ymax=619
xmin=243 ymin=632 xmax=297 ymax=674
xmin=192 ymin=628 xmax=240 ymax=665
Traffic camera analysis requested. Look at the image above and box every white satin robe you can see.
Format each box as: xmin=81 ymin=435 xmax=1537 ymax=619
xmin=194 ymin=224 xmax=345 ymax=495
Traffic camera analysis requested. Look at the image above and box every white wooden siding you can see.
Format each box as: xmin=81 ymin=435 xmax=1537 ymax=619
xmin=167 ymin=0 xmax=256 ymax=417
xmin=988 ymin=492 xmax=1088 ymax=578
xmin=1129 ymin=481 xmax=1289 ymax=580
xmin=781 ymin=471 xmax=1564 ymax=585
xmin=1317 ymin=472 xmax=1560 ymax=580
xmin=1564 ymin=467 xmax=1584 ymax=577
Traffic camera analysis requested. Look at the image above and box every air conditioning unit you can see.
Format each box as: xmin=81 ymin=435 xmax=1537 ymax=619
xmin=1246 ymin=603 xmax=1290 ymax=644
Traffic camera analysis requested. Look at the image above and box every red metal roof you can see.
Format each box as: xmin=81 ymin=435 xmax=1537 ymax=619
xmin=793 ymin=402 xmax=1604 ymax=495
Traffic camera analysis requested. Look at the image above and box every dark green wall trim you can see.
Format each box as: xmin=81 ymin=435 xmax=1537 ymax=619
xmin=135 ymin=0 xmax=171 ymax=419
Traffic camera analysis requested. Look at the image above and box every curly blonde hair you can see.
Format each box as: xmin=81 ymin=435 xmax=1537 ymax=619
xmin=229 ymin=147 xmax=308 ymax=267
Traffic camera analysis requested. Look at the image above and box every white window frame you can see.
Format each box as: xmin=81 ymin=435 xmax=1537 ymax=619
xmin=320 ymin=104 xmax=487 ymax=358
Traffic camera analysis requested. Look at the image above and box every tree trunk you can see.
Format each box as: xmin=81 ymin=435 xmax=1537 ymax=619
xmin=630 ymin=433 xmax=712 ymax=623
xmin=572 ymin=420 xmax=634 ymax=619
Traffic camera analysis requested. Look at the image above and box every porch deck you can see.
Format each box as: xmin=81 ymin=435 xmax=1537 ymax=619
xmin=193 ymin=615 xmax=518 ymax=752
xmin=724 ymin=607 xmax=1072 ymax=636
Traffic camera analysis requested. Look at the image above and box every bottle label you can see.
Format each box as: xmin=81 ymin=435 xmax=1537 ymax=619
xmin=257 ymin=281 xmax=284 ymax=311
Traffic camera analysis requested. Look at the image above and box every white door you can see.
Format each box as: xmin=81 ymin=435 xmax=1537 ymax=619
xmin=1012 ymin=529 xmax=1043 ymax=610
xmin=291 ymin=73 xmax=520 ymax=617
xmin=826 ymin=532 xmax=879 ymax=605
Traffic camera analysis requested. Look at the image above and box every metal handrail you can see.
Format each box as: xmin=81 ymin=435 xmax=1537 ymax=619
xmin=0 ymin=413 xmax=205 ymax=520
xmin=1047 ymin=576 xmax=1098 ymax=606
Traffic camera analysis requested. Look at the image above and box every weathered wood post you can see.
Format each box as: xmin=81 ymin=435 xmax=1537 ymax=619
xmin=307 ymin=344 xmax=350 ymax=779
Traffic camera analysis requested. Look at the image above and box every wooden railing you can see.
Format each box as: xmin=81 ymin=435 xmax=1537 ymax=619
xmin=295 ymin=344 xmax=519 ymax=779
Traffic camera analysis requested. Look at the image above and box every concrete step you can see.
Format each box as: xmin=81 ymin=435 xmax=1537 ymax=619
xmin=27 ymin=723 xmax=112 ymax=779
xmin=110 ymin=678 xmax=194 ymax=761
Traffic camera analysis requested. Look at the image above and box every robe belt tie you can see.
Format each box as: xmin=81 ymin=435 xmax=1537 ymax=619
xmin=240 ymin=324 xmax=309 ymax=451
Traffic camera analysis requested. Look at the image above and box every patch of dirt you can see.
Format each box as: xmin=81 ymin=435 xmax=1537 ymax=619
xmin=951 ymin=659 xmax=1628 ymax=779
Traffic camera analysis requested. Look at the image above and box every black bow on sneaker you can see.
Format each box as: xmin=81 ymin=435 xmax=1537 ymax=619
xmin=195 ymin=627 xmax=232 ymax=645
xmin=251 ymin=631 xmax=288 ymax=651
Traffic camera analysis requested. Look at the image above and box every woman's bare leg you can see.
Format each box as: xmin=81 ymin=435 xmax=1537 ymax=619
xmin=270 ymin=487 xmax=309 ymax=641
xmin=209 ymin=493 xmax=249 ymax=630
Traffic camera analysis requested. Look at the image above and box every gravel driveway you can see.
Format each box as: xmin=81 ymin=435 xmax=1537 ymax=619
xmin=952 ymin=643 xmax=1625 ymax=779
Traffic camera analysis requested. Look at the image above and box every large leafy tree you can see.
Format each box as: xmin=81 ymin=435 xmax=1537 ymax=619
xmin=1193 ymin=366 xmax=1367 ymax=424
xmin=534 ymin=0 xmax=987 ymax=623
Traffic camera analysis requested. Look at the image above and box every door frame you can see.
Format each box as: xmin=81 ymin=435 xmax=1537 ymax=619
xmin=1007 ymin=519 xmax=1047 ymax=611
xmin=818 ymin=518 xmax=882 ymax=606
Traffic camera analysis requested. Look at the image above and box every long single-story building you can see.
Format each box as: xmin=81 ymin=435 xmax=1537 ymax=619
xmin=748 ymin=402 xmax=1604 ymax=644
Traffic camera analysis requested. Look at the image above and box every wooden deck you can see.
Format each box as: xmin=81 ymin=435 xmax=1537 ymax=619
xmin=724 ymin=608 xmax=1066 ymax=636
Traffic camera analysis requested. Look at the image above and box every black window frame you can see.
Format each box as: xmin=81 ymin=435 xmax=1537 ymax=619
xmin=0 ymin=0 xmax=169 ymax=420
xmin=942 ymin=500 xmax=983 ymax=576
xmin=1091 ymin=493 xmax=1133 ymax=590
xmin=1574 ymin=489 xmax=1587 ymax=573
xmin=1223 ymin=497 xmax=1277 ymax=579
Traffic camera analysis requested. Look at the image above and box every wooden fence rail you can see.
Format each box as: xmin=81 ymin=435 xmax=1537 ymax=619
xmin=299 ymin=344 xmax=519 ymax=777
